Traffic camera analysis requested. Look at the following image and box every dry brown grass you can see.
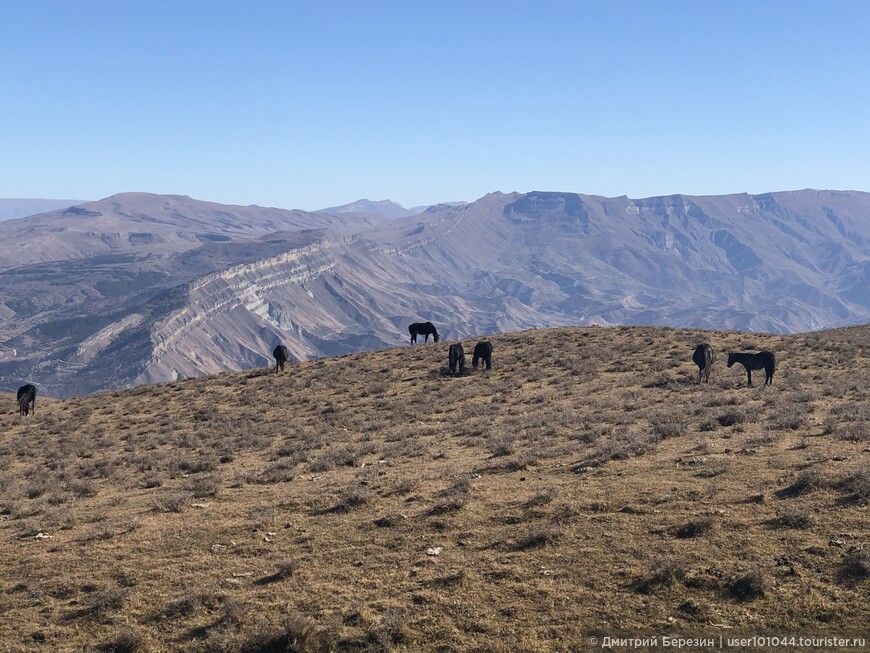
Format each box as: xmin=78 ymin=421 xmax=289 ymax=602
xmin=1 ymin=324 xmax=869 ymax=651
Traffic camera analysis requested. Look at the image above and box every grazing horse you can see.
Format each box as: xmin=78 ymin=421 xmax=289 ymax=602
xmin=448 ymin=343 xmax=465 ymax=376
xmin=692 ymin=343 xmax=715 ymax=383
xmin=472 ymin=340 xmax=493 ymax=370
xmin=409 ymin=321 xmax=440 ymax=344
xmin=17 ymin=384 xmax=36 ymax=416
xmin=727 ymin=351 xmax=775 ymax=386
xmin=273 ymin=344 xmax=290 ymax=374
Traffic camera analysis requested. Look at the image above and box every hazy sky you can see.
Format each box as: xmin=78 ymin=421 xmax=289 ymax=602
xmin=2 ymin=1 xmax=869 ymax=210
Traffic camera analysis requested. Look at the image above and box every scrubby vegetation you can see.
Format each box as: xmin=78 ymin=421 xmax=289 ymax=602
xmin=1 ymin=324 xmax=868 ymax=651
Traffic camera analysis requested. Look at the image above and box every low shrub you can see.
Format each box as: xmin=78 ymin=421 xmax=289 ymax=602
xmin=728 ymin=568 xmax=768 ymax=601
xmin=676 ymin=516 xmax=715 ymax=539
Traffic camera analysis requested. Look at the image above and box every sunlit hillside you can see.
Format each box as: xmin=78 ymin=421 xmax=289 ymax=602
xmin=1 ymin=325 xmax=868 ymax=652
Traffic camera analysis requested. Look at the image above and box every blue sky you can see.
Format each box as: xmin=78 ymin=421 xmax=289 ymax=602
xmin=2 ymin=1 xmax=869 ymax=210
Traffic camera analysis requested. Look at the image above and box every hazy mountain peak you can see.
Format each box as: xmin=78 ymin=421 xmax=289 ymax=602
xmin=320 ymin=198 xmax=417 ymax=219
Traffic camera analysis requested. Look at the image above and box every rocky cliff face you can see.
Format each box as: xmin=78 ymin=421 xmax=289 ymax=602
xmin=1 ymin=189 xmax=867 ymax=397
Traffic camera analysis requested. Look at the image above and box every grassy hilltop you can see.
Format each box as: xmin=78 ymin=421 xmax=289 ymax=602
xmin=1 ymin=325 xmax=868 ymax=652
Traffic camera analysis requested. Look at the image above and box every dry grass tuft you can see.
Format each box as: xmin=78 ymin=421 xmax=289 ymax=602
xmin=675 ymin=516 xmax=715 ymax=538
xmin=90 ymin=628 xmax=145 ymax=653
xmin=512 ymin=525 xmax=560 ymax=551
xmin=839 ymin=549 xmax=870 ymax=584
xmin=727 ymin=568 xmax=769 ymax=601
xmin=634 ymin=558 xmax=688 ymax=594
xmin=775 ymin=466 xmax=825 ymax=498
xmin=770 ymin=508 xmax=816 ymax=529
xmin=835 ymin=464 xmax=870 ymax=504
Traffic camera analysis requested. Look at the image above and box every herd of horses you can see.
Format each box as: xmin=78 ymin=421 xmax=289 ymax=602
xmin=11 ymin=327 xmax=776 ymax=417
xmin=271 ymin=324 xmax=774 ymax=387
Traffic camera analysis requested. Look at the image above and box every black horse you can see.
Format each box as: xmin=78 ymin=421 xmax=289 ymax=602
xmin=692 ymin=343 xmax=715 ymax=383
xmin=448 ymin=343 xmax=465 ymax=376
xmin=273 ymin=344 xmax=290 ymax=374
xmin=472 ymin=340 xmax=493 ymax=370
xmin=17 ymin=384 xmax=36 ymax=416
xmin=727 ymin=351 xmax=775 ymax=386
xmin=409 ymin=322 xmax=440 ymax=344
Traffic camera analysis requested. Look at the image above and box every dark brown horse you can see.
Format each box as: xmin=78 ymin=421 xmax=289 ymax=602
xmin=692 ymin=343 xmax=715 ymax=383
xmin=273 ymin=344 xmax=290 ymax=374
xmin=727 ymin=351 xmax=775 ymax=386
xmin=448 ymin=343 xmax=465 ymax=376
xmin=17 ymin=384 xmax=36 ymax=416
xmin=472 ymin=340 xmax=493 ymax=370
xmin=409 ymin=322 xmax=440 ymax=344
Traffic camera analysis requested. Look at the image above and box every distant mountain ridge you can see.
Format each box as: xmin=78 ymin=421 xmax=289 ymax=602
xmin=321 ymin=198 xmax=468 ymax=218
xmin=0 ymin=198 xmax=85 ymax=221
xmin=0 ymin=192 xmax=389 ymax=270
xmin=320 ymin=198 xmax=419 ymax=218
xmin=1 ymin=188 xmax=868 ymax=397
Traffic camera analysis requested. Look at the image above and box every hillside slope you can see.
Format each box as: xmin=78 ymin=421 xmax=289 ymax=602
xmin=1 ymin=325 xmax=867 ymax=652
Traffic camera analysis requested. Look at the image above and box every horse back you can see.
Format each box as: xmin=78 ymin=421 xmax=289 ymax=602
xmin=733 ymin=351 xmax=775 ymax=370
xmin=693 ymin=343 xmax=713 ymax=367
xmin=17 ymin=384 xmax=36 ymax=401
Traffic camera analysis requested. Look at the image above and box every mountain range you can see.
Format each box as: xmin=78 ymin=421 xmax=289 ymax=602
xmin=1 ymin=188 xmax=868 ymax=397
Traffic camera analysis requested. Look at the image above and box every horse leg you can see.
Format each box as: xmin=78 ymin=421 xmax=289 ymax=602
xmin=746 ymin=368 xmax=752 ymax=386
